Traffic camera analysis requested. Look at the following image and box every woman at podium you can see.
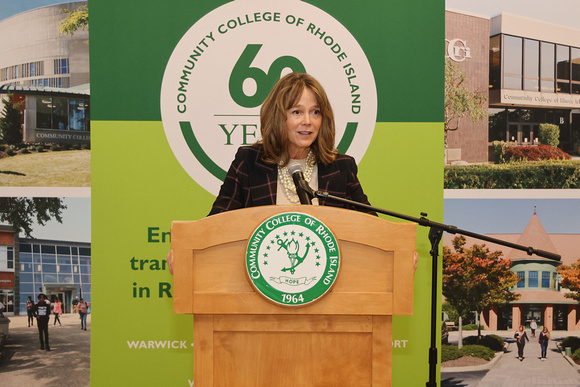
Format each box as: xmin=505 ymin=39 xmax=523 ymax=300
xmin=167 ymin=72 xmax=379 ymax=274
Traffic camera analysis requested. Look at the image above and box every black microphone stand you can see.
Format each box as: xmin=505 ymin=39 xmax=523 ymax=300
xmin=308 ymin=189 xmax=561 ymax=387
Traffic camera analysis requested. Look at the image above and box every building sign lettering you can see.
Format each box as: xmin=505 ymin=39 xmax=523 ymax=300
xmin=445 ymin=39 xmax=472 ymax=62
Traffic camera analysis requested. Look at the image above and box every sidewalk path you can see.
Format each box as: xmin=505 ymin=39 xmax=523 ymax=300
xmin=0 ymin=313 xmax=90 ymax=387
xmin=477 ymin=337 xmax=579 ymax=387
xmin=443 ymin=330 xmax=580 ymax=387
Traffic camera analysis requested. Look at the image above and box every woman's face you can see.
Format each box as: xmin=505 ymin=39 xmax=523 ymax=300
xmin=285 ymin=87 xmax=322 ymax=159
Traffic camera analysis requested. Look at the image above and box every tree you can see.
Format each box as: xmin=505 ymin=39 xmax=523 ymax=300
xmin=444 ymin=59 xmax=488 ymax=151
xmin=443 ymin=236 xmax=520 ymax=348
xmin=0 ymin=198 xmax=67 ymax=238
xmin=557 ymin=258 xmax=580 ymax=302
xmin=58 ymin=5 xmax=88 ymax=37
xmin=0 ymin=93 xmax=23 ymax=145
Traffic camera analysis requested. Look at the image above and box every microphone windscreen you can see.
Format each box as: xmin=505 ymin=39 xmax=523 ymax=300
xmin=287 ymin=161 xmax=304 ymax=176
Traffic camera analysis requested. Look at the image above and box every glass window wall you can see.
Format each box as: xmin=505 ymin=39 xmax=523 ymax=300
xmin=489 ymin=35 xmax=501 ymax=90
xmin=18 ymin=240 xmax=91 ymax=311
xmin=496 ymin=35 xmax=580 ymax=95
xmin=572 ymin=47 xmax=580 ymax=94
xmin=503 ymin=35 xmax=523 ymax=89
xmin=524 ymin=39 xmax=540 ymax=91
xmin=557 ymin=45 xmax=570 ymax=93
xmin=35 ymin=97 xmax=90 ymax=132
xmin=541 ymin=42 xmax=555 ymax=92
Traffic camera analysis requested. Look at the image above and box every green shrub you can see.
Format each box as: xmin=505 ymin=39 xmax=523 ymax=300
xmin=444 ymin=160 xmax=580 ymax=189
xmin=562 ymin=336 xmax=580 ymax=353
xmin=36 ymin=145 xmax=44 ymax=152
xmin=492 ymin=140 xmax=515 ymax=163
xmin=572 ymin=347 xmax=580 ymax=361
xmin=539 ymin=123 xmax=560 ymax=147
xmin=50 ymin=145 xmax=61 ymax=152
xmin=463 ymin=335 xmax=504 ymax=352
xmin=6 ymin=148 xmax=15 ymax=156
xmin=0 ymin=145 xmax=5 ymax=152
xmin=461 ymin=324 xmax=484 ymax=331
xmin=441 ymin=345 xmax=462 ymax=362
xmin=72 ymin=143 xmax=81 ymax=150
xmin=20 ymin=148 xmax=29 ymax=154
xmin=459 ymin=344 xmax=495 ymax=361
xmin=81 ymin=143 xmax=90 ymax=150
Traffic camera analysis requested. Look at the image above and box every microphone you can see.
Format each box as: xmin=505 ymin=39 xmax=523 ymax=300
xmin=287 ymin=162 xmax=313 ymax=205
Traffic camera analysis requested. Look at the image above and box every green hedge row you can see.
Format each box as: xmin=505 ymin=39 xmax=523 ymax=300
xmin=441 ymin=344 xmax=495 ymax=362
xmin=462 ymin=334 xmax=504 ymax=352
xmin=444 ymin=160 xmax=580 ymax=189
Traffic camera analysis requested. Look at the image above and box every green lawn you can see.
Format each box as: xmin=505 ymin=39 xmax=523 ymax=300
xmin=0 ymin=150 xmax=90 ymax=187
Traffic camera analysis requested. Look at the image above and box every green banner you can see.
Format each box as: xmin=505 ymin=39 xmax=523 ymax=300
xmin=90 ymin=1 xmax=444 ymax=385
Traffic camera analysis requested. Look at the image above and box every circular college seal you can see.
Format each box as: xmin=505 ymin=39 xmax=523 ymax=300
xmin=246 ymin=212 xmax=340 ymax=306
xmin=160 ymin=0 xmax=377 ymax=196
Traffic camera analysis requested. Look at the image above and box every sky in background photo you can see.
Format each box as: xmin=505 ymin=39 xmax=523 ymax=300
xmin=444 ymin=198 xmax=580 ymax=235
xmin=0 ymin=197 xmax=90 ymax=243
xmin=0 ymin=0 xmax=69 ymax=21
xmin=445 ymin=0 xmax=579 ymax=29
xmin=27 ymin=197 xmax=90 ymax=242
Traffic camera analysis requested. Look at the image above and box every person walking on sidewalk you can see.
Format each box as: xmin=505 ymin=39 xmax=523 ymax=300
xmin=33 ymin=293 xmax=51 ymax=351
xmin=26 ymin=296 xmax=35 ymax=327
xmin=539 ymin=326 xmax=550 ymax=360
xmin=514 ymin=325 xmax=529 ymax=361
xmin=53 ymin=297 xmax=62 ymax=326
xmin=77 ymin=298 xmax=89 ymax=331
xmin=530 ymin=319 xmax=538 ymax=338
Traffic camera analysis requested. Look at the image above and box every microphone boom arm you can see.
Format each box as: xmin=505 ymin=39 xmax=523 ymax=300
xmin=314 ymin=190 xmax=560 ymax=260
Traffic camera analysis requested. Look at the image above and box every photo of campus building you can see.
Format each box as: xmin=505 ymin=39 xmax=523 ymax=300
xmin=0 ymin=1 xmax=89 ymax=146
xmin=445 ymin=9 xmax=580 ymax=163
xmin=0 ymin=224 xmax=91 ymax=316
xmin=443 ymin=204 xmax=580 ymax=332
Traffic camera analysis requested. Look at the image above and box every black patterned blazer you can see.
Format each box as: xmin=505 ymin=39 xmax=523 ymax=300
xmin=208 ymin=145 xmax=376 ymax=216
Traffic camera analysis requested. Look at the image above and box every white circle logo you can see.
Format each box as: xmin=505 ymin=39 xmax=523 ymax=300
xmin=245 ymin=212 xmax=340 ymax=306
xmin=161 ymin=0 xmax=377 ymax=195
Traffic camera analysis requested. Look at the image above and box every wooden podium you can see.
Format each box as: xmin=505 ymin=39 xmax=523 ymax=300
xmin=172 ymin=205 xmax=415 ymax=387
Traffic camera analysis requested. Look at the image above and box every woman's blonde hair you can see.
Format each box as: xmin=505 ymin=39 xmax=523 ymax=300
xmin=258 ymin=72 xmax=337 ymax=166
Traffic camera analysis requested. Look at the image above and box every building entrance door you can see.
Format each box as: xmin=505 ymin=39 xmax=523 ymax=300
xmin=62 ymin=291 xmax=72 ymax=313
xmin=526 ymin=306 xmax=542 ymax=328
xmin=508 ymin=123 xmax=540 ymax=145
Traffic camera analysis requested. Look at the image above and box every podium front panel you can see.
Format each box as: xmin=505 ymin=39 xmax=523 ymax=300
xmin=172 ymin=205 xmax=415 ymax=387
